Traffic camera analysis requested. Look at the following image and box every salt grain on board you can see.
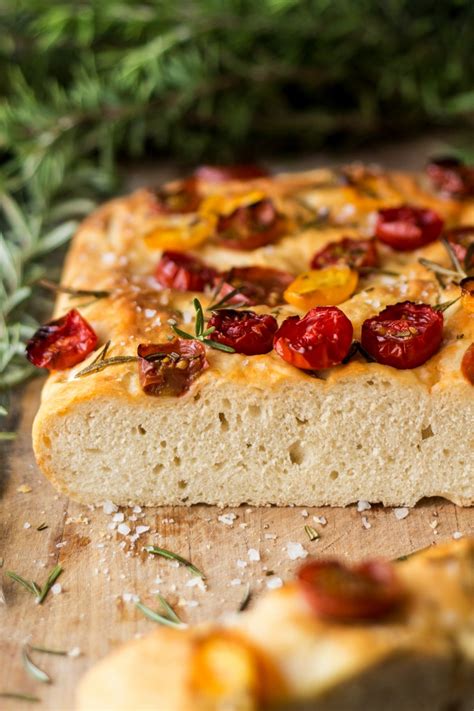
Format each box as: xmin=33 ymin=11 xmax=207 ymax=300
xmin=248 ymin=548 xmax=260 ymax=562
xmin=286 ymin=542 xmax=308 ymax=560
xmin=394 ymin=508 xmax=409 ymax=520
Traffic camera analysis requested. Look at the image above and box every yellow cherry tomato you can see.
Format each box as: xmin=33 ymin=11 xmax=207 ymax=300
xmin=199 ymin=190 xmax=267 ymax=218
xmin=143 ymin=213 xmax=217 ymax=250
xmin=461 ymin=277 xmax=474 ymax=313
xmin=284 ymin=266 xmax=359 ymax=309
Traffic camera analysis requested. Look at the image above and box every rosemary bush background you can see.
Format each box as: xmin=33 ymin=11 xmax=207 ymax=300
xmin=1 ymin=0 xmax=474 ymax=391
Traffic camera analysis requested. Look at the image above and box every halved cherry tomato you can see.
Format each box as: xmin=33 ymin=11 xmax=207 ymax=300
xmin=284 ymin=266 xmax=358 ymax=310
xmin=461 ymin=277 xmax=474 ymax=313
xmin=461 ymin=343 xmax=474 ymax=385
xmin=152 ymin=178 xmax=201 ymax=214
xmin=25 ymin=309 xmax=97 ymax=371
xmin=137 ymin=339 xmax=208 ymax=396
xmin=297 ymin=559 xmax=403 ymax=621
xmin=194 ymin=165 xmax=269 ymax=183
xmin=311 ymin=237 xmax=378 ymax=271
xmin=143 ymin=213 xmax=217 ymax=251
xmin=273 ymin=307 xmax=353 ymax=370
xmin=375 ymin=206 xmax=444 ymax=251
xmin=426 ymin=157 xmax=474 ymax=198
xmin=445 ymin=226 xmax=474 ymax=272
xmin=213 ymin=197 xmax=286 ymax=251
xmin=155 ymin=251 xmax=218 ymax=292
xmin=361 ymin=301 xmax=443 ymax=369
xmin=213 ymin=266 xmax=294 ymax=308
xmin=207 ymin=310 xmax=278 ymax=355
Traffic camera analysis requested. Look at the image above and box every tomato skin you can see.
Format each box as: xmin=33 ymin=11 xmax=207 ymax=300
xmin=311 ymin=237 xmax=378 ymax=271
xmin=214 ymin=266 xmax=294 ymax=307
xmin=194 ymin=164 xmax=269 ymax=183
xmin=297 ymin=559 xmax=402 ymax=621
xmin=152 ymin=178 xmax=201 ymax=214
xmin=273 ymin=307 xmax=353 ymax=370
xmin=25 ymin=309 xmax=98 ymax=371
xmin=461 ymin=343 xmax=474 ymax=385
xmin=284 ymin=267 xmax=359 ymax=310
xmin=361 ymin=301 xmax=443 ymax=369
xmin=445 ymin=226 xmax=474 ymax=272
xmin=215 ymin=199 xmax=285 ymax=251
xmin=426 ymin=157 xmax=474 ymax=198
xmin=207 ymin=310 xmax=278 ymax=355
xmin=375 ymin=205 xmax=444 ymax=251
xmin=137 ymin=339 xmax=208 ymax=396
xmin=155 ymin=251 xmax=218 ymax=292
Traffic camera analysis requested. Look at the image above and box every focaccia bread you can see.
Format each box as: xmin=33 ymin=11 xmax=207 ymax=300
xmin=30 ymin=162 xmax=474 ymax=506
xmin=76 ymin=539 xmax=474 ymax=711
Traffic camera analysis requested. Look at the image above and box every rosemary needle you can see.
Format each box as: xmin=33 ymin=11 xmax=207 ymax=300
xmin=144 ymin=546 xmax=205 ymax=579
xmin=0 ymin=692 xmax=41 ymax=703
xmin=135 ymin=600 xmax=187 ymax=629
xmin=22 ymin=647 xmax=51 ymax=684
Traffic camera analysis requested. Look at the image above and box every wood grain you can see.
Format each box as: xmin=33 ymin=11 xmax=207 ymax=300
xmin=1 ymin=378 xmax=473 ymax=710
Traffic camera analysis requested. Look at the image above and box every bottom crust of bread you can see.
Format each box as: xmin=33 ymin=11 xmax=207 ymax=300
xmin=34 ymin=364 xmax=474 ymax=507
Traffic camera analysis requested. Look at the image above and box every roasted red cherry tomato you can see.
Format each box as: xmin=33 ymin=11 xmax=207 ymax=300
xmin=137 ymin=339 xmax=208 ymax=396
xmin=194 ymin=164 xmax=269 ymax=183
xmin=461 ymin=343 xmax=474 ymax=385
xmin=311 ymin=237 xmax=378 ymax=271
xmin=207 ymin=310 xmax=278 ymax=355
xmin=273 ymin=306 xmax=353 ymax=370
xmin=361 ymin=301 xmax=443 ymax=369
xmin=25 ymin=309 xmax=97 ymax=371
xmin=215 ymin=198 xmax=285 ymax=251
xmin=426 ymin=156 xmax=474 ymax=198
xmin=375 ymin=206 xmax=444 ymax=251
xmin=297 ymin=559 xmax=403 ymax=621
xmin=155 ymin=251 xmax=218 ymax=292
xmin=445 ymin=226 xmax=474 ymax=272
xmin=213 ymin=266 xmax=294 ymax=307
xmin=152 ymin=178 xmax=201 ymax=214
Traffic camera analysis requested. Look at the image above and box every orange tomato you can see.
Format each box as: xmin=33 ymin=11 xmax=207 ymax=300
xmin=143 ymin=213 xmax=217 ymax=250
xmin=284 ymin=266 xmax=358 ymax=309
xmin=461 ymin=277 xmax=474 ymax=314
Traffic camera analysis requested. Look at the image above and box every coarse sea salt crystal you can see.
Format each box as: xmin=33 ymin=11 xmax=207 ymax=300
xmin=103 ymin=500 xmax=118 ymax=515
xmin=357 ymin=500 xmax=371 ymax=512
xmin=236 ymin=560 xmax=248 ymax=569
xmin=313 ymin=516 xmax=327 ymax=526
xmin=113 ymin=512 xmax=125 ymax=523
xmin=136 ymin=525 xmax=150 ymax=536
xmin=23 ymin=522 xmax=31 ymax=529
xmin=361 ymin=516 xmax=371 ymax=529
xmin=133 ymin=505 xmax=142 ymax=514
xmin=230 ymin=579 xmax=242 ymax=586
xmin=394 ymin=507 xmax=409 ymax=520
xmin=248 ymin=548 xmax=260 ymax=562
xmin=186 ymin=577 xmax=207 ymax=592
xmin=218 ymin=513 xmax=237 ymax=526
xmin=68 ymin=647 xmax=81 ymax=658
xmin=144 ymin=309 xmax=156 ymax=318
xmin=264 ymin=533 xmax=277 ymax=540
xmin=266 ymin=577 xmax=283 ymax=590
xmin=286 ymin=542 xmax=308 ymax=560
xmin=51 ymin=583 xmax=62 ymax=595
xmin=301 ymin=510 xmax=309 ymax=518
xmin=122 ymin=592 xmax=139 ymax=603
xmin=117 ymin=523 xmax=131 ymax=536
xmin=452 ymin=531 xmax=463 ymax=540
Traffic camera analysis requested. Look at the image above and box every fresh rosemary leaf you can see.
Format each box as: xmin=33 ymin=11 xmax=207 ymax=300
xmin=0 ymin=406 xmax=7 ymax=415
xmin=135 ymin=600 xmax=187 ymax=629
xmin=171 ymin=325 xmax=195 ymax=340
xmin=0 ymin=692 xmax=41 ymax=703
xmin=202 ymin=339 xmax=235 ymax=353
xmin=0 ymin=432 xmax=16 ymax=441
xmin=418 ymin=258 xmax=462 ymax=281
xmin=22 ymin=647 xmax=51 ymax=684
xmin=6 ymin=572 xmax=41 ymax=598
xmin=193 ymin=297 xmax=204 ymax=336
xmin=304 ymin=525 xmax=320 ymax=541
xmin=75 ymin=356 xmax=138 ymax=378
xmin=442 ymin=237 xmax=466 ymax=277
xmin=433 ymin=297 xmax=461 ymax=313
xmin=156 ymin=593 xmax=182 ymax=625
xmin=238 ymin=583 xmax=252 ymax=612
xmin=29 ymin=645 xmax=67 ymax=656
xmin=207 ymin=287 xmax=245 ymax=311
xmin=144 ymin=546 xmax=205 ymax=579
xmin=37 ymin=564 xmax=62 ymax=604
xmin=36 ymin=523 xmax=48 ymax=531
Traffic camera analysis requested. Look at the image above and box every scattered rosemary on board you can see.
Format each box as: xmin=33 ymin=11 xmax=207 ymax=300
xmin=304 ymin=525 xmax=320 ymax=542
xmin=6 ymin=564 xmax=62 ymax=604
xmin=136 ymin=594 xmax=186 ymax=630
xmin=144 ymin=546 xmax=205 ymax=579
xmin=22 ymin=646 xmax=51 ymax=684
xmin=0 ymin=692 xmax=41 ymax=703
xmin=238 ymin=583 xmax=252 ymax=612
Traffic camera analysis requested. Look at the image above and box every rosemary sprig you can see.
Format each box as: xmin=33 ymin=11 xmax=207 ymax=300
xmin=7 ymin=564 xmax=62 ymax=604
xmin=304 ymin=525 xmax=320 ymax=541
xmin=206 ymin=285 xmax=246 ymax=311
xmin=171 ymin=298 xmax=235 ymax=353
xmin=144 ymin=546 xmax=205 ymax=579
xmin=29 ymin=645 xmax=67 ymax=656
xmin=442 ymin=237 xmax=466 ymax=278
xmin=0 ymin=692 xmax=41 ymax=703
xmin=136 ymin=596 xmax=186 ymax=629
xmin=433 ymin=297 xmax=461 ymax=313
xmin=238 ymin=584 xmax=252 ymax=612
xmin=22 ymin=646 xmax=51 ymax=684
xmin=359 ymin=267 xmax=399 ymax=277
xmin=74 ymin=355 xmax=138 ymax=378
xmin=418 ymin=258 xmax=462 ymax=281
xmin=37 ymin=279 xmax=111 ymax=300
xmin=36 ymin=523 xmax=48 ymax=531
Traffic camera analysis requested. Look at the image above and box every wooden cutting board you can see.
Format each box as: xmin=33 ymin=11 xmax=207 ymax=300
xmin=2 ymin=378 xmax=473 ymax=710
xmin=2 ymin=141 xmax=474 ymax=710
